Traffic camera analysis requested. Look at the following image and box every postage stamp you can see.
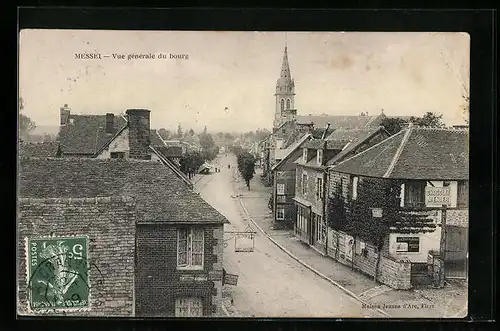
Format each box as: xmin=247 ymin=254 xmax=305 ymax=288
xmin=27 ymin=236 xmax=92 ymax=312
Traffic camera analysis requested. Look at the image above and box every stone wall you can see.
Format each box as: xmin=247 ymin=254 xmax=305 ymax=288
xmin=326 ymin=228 xmax=411 ymax=290
xmin=17 ymin=196 xmax=136 ymax=316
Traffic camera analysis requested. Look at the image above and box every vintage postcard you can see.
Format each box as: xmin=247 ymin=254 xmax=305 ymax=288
xmin=17 ymin=30 xmax=469 ymax=318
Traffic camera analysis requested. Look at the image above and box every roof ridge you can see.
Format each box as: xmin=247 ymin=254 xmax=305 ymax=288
xmin=383 ymin=126 xmax=413 ymax=178
xmin=329 ymin=129 xmax=405 ymax=169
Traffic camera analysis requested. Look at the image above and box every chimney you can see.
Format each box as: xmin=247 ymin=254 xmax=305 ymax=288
xmin=60 ymin=104 xmax=70 ymax=126
xmin=105 ymin=113 xmax=114 ymax=133
xmin=126 ymin=109 xmax=151 ymax=160
xmin=321 ymin=122 xmax=331 ymax=139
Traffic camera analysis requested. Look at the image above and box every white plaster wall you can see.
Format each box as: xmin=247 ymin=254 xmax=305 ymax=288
xmin=95 ymin=128 xmax=130 ymax=159
xmin=389 ymin=228 xmax=441 ymax=263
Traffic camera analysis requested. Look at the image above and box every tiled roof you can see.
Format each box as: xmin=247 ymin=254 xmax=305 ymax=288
xmin=303 ymin=138 xmax=349 ymax=150
xmin=156 ymin=146 xmax=183 ymax=158
xmin=150 ymin=130 xmax=166 ymax=147
xmin=58 ymin=114 xmax=127 ymax=155
xmin=330 ymin=126 xmax=469 ymax=180
xmin=326 ymin=127 xmax=389 ymax=165
xmin=19 ymin=141 xmax=60 ymax=158
xmin=19 ymin=157 xmax=229 ymax=225
xmin=296 ymin=114 xmax=384 ymax=129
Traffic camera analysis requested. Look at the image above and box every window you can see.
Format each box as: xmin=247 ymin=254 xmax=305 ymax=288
xmin=276 ymin=195 xmax=286 ymax=203
xmin=315 ymin=214 xmax=325 ymax=244
xmin=110 ymin=152 xmax=125 ymax=159
xmin=317 ymin=149 xmax=323 ymax=165
xmin=296 ymin=206 xmax=308 ymax=235
xmin=280 ymin=99 xmax=285 ymax=111
xmin=302 ymin=173 xmax=308 ymax=195
xmin=351 ymin=176 xmax=359 ymax=200
xmin=277 ymin=208 xmax=285 ymax=220
xmin=404 ymin=181 xmax=426 ymax=208
xmin=457 ymin=181 xmax=468 ymax=208
xmin=302 ymin=148 xmax=308 ymax=163
xmin=175 ymin=297 xmax=203 ymax=317
xmin=316 ymin=177 xmax=324 ymax=200
xmin=177 ymin=228 xmax=204 ymax=269
xmin=286 ymin=99 xmax=291 ymax=109
xmin=277 ymin=183 xmax=285 ymax=195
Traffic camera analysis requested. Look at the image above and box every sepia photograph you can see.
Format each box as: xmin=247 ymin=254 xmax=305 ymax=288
xmin=17 ymin=29 xmax=469 ymax=318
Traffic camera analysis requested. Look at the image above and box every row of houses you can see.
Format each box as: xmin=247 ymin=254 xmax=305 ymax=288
xmin=17 ymin=105 xmax=229 ymax=317
xmin=266 ymin=122 xmax=468 ymax=289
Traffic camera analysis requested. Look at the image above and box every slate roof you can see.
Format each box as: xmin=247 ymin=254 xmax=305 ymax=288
xmin=19 ymin=157 xmax=229 ymax=225
xmin=296 ymin=114 xmax=385 ymax=129
xmin=330 ymin=126 xmax=469 ymax=180
xmin=58 ymin=114 xmax=127 ymax=155
xmin=18 ymin=141 xmax=60 ymax=158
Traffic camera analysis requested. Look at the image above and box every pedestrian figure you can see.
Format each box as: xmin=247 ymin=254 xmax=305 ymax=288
xmin=228 ymin=165 xmax=230 ymax=169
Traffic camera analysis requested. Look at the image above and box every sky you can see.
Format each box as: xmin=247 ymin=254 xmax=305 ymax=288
xmin=19 ymin=30 xmax=470 ymax=133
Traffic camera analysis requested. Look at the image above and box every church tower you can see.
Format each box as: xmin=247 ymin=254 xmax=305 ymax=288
xmin=274 ymin=46 xmax=296 ymax=128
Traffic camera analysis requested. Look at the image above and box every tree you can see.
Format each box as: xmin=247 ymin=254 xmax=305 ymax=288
xmin=460 ymin=96 xmax=470 ymax=124
xmin=19 ymin=97 xmax=36 ymax=141
xmin=176 ymin=123 xmax=183 ymax=138
xmin=381 ymin=112 xmax=445 ymax=135
xmin=179 ymin=151 xmax=205 ymax=179
xmin=410 ymin=112 xmax=445 ymax=128
xmin=189 ymin=128 xmax=195 ymax=137
xmin=158 ymin=128 xmax=171 ymax=140
xmin=329 ymin=177 xmax=435 ymax=282
xmin=236 ymin=152 xmax=256 ymax=190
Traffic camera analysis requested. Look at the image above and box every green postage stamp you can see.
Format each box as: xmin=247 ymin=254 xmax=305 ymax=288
xmin=27 ymin=236 xmax=90 ymax=311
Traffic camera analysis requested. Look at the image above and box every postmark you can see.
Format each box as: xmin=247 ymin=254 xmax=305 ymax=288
xmin=26 ymin=236 xmax=104 ymax=313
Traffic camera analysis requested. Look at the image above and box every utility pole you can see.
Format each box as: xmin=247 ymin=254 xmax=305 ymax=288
xmin=439 ymin=204 xmax=448 ymax=287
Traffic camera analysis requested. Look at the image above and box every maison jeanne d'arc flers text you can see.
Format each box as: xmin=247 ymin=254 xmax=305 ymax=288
xmin=18 ymin=107 xmax=229 ymax=317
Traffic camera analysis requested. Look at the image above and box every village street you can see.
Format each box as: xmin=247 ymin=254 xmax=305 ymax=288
xmin=194 ymin=154 xmax=384 ymax=318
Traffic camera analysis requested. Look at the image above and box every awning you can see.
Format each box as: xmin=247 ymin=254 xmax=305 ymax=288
xmin=292 ymin=196 xmax=312 ymax=207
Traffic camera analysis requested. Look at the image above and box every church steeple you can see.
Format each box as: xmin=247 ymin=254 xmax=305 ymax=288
xmin=274 ymin=44 xmax=296 ymax=129
xmin=276 ymin=46 xmax=294 ymax=93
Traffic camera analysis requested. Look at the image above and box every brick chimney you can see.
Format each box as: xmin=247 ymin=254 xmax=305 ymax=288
xmin=60 ymin=104 xmax=70 ymax=126
xmin=126 ymin=109 xmax=151 ymax=160
xmin=105 ymin=113 xmax=114 ymax=133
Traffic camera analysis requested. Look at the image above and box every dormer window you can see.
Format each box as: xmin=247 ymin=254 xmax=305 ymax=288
xmin=302 ymin=148 xmax=308 ymax=163
xmin=317 ymin=149 xmax=323 ymax=166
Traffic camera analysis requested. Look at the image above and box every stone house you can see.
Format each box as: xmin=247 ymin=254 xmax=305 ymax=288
xmin=327 ymin=125 xmax=469 ymax=288
xmin=270 ymin=133 xmax=313 ymax=227
xmin=293 ymin=127 xmax=391 ymax=254
xmin=57 ymin=104 xmax=168 ymax=162
xmin=18 ymin=157 xmax=230 ymax=317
